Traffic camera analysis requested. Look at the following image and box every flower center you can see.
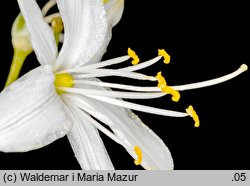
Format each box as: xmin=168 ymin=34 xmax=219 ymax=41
xmin=54 ymin=73 xmax=74 ymax=95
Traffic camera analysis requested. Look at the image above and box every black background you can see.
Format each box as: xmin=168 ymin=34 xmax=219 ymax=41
xmin=0 ymin=1 xmax=249 ymax=170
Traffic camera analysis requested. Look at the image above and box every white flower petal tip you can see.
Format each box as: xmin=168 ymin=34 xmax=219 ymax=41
xmin=0 ymin=66 xmax=72 ymax=152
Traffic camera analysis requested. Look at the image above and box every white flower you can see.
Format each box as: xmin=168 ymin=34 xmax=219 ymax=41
xmin=0 ymin=0 xmax=247 ymax=170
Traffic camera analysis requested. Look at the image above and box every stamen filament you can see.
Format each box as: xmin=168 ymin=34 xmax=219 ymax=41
xmin=42 ymin=0 xmax=57 ymax=16
xmin=76 ymin=94 xmax=189 ymax=117
xmin=59 ymin=87 xmax=165 ymax=99
xmin=119 ymin=56 xmax=162 ymax=72
xmin=172 ymin=64 xmax=248 ymax=91
xmin=74 ymin=80 xmax=160 ymax=92
xmin=64 ymin=95 xmax=132 ymax=151
xmin=73 ymin=69 xmax=157 ymax=81
xmin=56 ymin=56 xmax=130 ymax=74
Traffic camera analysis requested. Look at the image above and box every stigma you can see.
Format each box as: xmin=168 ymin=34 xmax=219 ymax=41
xmin=54 ymin=73 xmax=74 ymax=94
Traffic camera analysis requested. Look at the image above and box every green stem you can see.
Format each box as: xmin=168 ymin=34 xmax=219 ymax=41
xmin=5 ymin=49 xmax=30 ymax=87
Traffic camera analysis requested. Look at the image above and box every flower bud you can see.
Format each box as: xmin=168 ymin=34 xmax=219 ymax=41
xmin=11 ymin=13 xmax=33 ymax=53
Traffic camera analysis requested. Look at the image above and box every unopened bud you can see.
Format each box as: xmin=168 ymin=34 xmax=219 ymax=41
xmin=11 ymin=14 xmax=33 ymax=53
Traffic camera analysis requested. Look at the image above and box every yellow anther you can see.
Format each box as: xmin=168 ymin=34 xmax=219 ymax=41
xmin=54 ymin=73 xmax=74 ymax=95
xmin=156 ymin=72 xmax=180 ymax=102
xmin=156 ymin=71 xmax=166 ymax=88
xmin=158 ymin=49 xmax=170 ymax=64
xmin=162 ymin=86 xmax=180 ymax=102
xmin=186 ymin=105 xmax=200 ymax=127
xmin=51 ymin=16 xmax=63 ymax=33
xmin=128 ymin=48 xmax=140 ymax=65
xmin=134 ymin=146 xmax=142 ymax=166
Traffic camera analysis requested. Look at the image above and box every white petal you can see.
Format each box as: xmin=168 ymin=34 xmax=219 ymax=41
xmin=105 ymin=0 xmax=125 ymax=27
xmin=62 ymin=95 xmax=114 ymax=170
xmin=89 ymin=0 xmax=124 ymax=63
xmin=0 ymin=66 xmax=72 ymax=152
xmin=75 ymin=96 xmax=173 ymax=170
xmin=17 ymin=0 xmax=57 ymax=65
xmin=87 ymin=27 xmax=112 ymax=64
xmin=55 ymin=0 xmax=108 ymax=70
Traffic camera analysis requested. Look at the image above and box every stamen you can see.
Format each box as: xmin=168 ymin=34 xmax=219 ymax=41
xmin=119 ymin=56 xmax=162 ymax=72
xmin=158 ymin=49 xmax=170 ymax=64
xmin=156 ymin=72 xmax=166 ymax=89
xmin=54 ymin=73 xmax=74 ymax=94
xmin=82 ymin=56 xmax=130 ymax=71
xmin=77 ymin=94 xmax=189 ymax=117
xmin=128 ymin=48 xmax=140 ymax=65
xmin=56 ymin=56 xmax=130 ymax=74
xmin=186 ymin=105 xmax=200 ymax=127
xmin=63 ymin=94 xmax=132 ymax=152
xmin=60 ymin=87 xmax=165 ymax=99
xmin=60 ymin=55 xmax=161 ymax=74
xmin=74 ymin=80 xmax=160 ymax=92
xmin=156 ymin=72 xmax=180 ymax=102
xmin=134 ymin=146 xmax=142 ymax=165
xmin=73 ymin=69 xmax=157 ymax=81
xmin=51 ymin=16 xmax=63 ymax=33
